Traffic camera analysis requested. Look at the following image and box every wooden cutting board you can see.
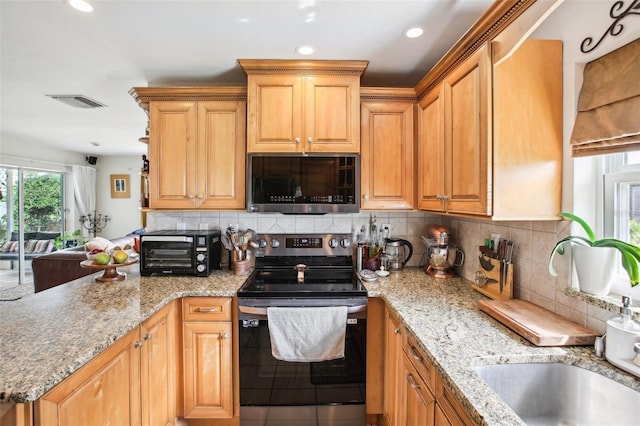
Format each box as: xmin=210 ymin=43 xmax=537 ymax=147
xmin=478 ymin=299 xmax=600 ymax=346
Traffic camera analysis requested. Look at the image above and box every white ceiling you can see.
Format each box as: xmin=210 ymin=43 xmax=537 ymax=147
xmin=0 ymin=0 xmax=495 ymax=157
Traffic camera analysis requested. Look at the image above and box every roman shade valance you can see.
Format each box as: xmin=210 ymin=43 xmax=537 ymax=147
xmin=570 ymin=37 xmax=640 ymax=157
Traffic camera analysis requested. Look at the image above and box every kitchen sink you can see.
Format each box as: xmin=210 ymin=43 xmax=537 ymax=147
xmin=474 ymin=362 xmax=640 ymax=426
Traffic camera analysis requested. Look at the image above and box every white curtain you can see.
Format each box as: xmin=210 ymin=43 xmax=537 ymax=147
xmin=72 ymin=165 xmax=96 ymax=238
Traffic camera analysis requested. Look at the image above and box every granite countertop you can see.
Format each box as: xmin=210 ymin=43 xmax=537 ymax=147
xmin=1 ymin=265 xmax=639 ymax=426
xmin=0 ymin=264 xmax=248 ymax=404
xmin=366 ymin=268 xmax=640 ymax=426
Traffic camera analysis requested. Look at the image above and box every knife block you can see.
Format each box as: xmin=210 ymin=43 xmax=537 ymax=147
xmin=472 ymin=250 xmax=513 ymax=300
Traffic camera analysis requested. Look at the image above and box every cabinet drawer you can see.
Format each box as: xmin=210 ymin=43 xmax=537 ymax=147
xmin=402 ymin=331 xmax=436 ymax=394
xmin=436 ymin=374 xmax=476 ymax=426
xmin=182 ymin=297 xmax=232 ymax=321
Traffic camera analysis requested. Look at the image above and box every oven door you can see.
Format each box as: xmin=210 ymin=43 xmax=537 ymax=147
xmin=239 ymin=306 xmax=366 ymax=407
xmin=139 ymin=240 xmax=194 ymax=275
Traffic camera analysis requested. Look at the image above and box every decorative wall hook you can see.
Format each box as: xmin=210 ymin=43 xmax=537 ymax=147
xmin=581 ymin=0 xmax=640 ymax=53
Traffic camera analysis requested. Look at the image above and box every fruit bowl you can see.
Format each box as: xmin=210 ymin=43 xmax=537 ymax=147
xmin=80 ymin=258 xmax=138 ymax=282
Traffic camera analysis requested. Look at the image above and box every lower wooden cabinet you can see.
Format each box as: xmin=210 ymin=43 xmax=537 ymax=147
xmin=382 ymin=310 xmax=477 ymax=426
xmin=402 ymin=352 xmax=436 ymax=426
xmin=383 ymin=308 xmax=403 ymax=426
xmin=35 ymin=302 xmax=176 ymax=426
xmin=182 ymin=297 xmax=234 ymax=419
xmin=141 ymin=303 xmax=177 ymax=426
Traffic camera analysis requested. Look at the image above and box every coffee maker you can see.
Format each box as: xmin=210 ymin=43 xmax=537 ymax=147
xmin=424 ymin=224 xmax=464 ymax=278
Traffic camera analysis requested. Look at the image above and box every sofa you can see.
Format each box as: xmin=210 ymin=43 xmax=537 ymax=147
xmin=31 ymin=235 xmax=138 ymax=293
xmin=0 ymin=232 xmax=60 ymax=266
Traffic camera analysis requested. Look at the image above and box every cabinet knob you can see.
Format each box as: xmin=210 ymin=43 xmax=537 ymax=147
xmin=295 ymin=137 xmax=301 ymax=144
xmin=394 ymin=328 xmax=401 ymax=335
xmin=307 ymin=137 xmax=313 ymax=144
xmin=442 ymin=195 xmax=449 ymax=201
xmin=188 ymin=195 xmax=194 ymax=200
xmin=197 ymin=195 xmax=204 ymax=200
xmin=134 ymin=341 xmax=143 ymax=349
xmin=143 ymin=333 xmax=152 ymax=341
xmin=363 ymin=194 xmax=369 ymax=201
xmin=222 ymin=333 xmax=229 ymax=340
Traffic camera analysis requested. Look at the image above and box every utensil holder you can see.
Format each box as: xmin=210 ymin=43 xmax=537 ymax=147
xmin=230 ymin=249 xmax=250 ymax=275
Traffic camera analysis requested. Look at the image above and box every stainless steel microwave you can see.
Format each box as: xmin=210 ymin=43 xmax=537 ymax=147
xmin=247 ymin=154 xmax=360 ymax=214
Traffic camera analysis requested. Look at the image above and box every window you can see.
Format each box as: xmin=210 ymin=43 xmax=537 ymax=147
xmin=0 ymin=167 xmax=65 ymax=288
xmin=602 ymin=151 xmax=640 ymax=296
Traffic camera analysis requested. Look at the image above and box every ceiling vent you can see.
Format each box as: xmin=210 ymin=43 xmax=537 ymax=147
xmin=46 ymin=94 xmax=106 ymax=108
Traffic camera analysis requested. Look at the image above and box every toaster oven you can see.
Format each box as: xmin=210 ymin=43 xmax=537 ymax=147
xmin=139 ymin=230 xmax=221 ymax=277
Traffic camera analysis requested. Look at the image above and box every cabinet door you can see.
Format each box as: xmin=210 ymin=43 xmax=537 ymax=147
xmin=304 ymin=75 xmax=360 ymax=153
xmin=149 ymin=101 xmax=198 ymax=208
xmin=443 ymin=45 xmax=490 ymax=215
xmin=36 ymin=328 xmax=142 ymax=426
xmin=361 ymin=101 xmax=414 ymax=209
xmin=183 ymin=321 xmax=233 ymax=418
xmin=402 ymin=353 xmax=436 ymax=426
xmin=383 ymin=310 xmax=403 ymax=426
xmin=197 ymin=101 xmax=246 ymax=209
xmin=417 ymin=84 xmax=446 ymax=212
xmin=141 ymin=303 xmax=176 ymax=426
xmin=246 ymin=74 xmax=303 ymax=153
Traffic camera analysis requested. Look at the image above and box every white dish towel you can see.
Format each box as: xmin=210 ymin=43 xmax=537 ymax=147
xmin=267 ymin=306 xmax=348 ymax=362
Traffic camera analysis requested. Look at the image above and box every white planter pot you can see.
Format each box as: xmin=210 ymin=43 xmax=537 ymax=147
xmin=573 ymin=245 xmax=618 ymax=296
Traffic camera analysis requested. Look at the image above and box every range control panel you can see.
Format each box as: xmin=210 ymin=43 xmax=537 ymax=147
xmin=256 ymin=233 xmax=352 ymax=257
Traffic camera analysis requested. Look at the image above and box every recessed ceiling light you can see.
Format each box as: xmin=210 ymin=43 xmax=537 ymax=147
xmin=405 ymin=27 xmax=424 ymax=39
xmin=64 ymin=0 xmax=94 ymax=13
xmin=296 ymin=46 xmax=315 ymax=55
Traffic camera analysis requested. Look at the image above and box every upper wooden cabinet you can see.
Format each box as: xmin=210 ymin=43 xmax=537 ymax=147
xmin=417 ymin=38 xmax=562 ymax=220
xmin=418 ymin=45 xmax=490 ymax=215
xmin=240 ymin=60 xmax=368 ymax=154
xmin=130 ymin=87 xmax=247 ymax=211
xmin=361 ymin=88 xmax=416 ymax=210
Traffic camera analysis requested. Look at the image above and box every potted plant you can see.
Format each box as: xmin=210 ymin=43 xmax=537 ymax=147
xmin=548 ymin=212 xmax=640 ymax=295
xmin=54 ymin=229 xmax=84 ymax=250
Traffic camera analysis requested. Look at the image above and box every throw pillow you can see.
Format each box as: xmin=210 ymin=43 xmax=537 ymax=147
xmin=25 ymin=240 xmax=38 ymax=254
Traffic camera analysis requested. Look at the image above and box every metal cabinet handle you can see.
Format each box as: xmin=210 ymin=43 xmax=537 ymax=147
xmin=196 ymin=307 xmax=218 ymax=313
xmin=406 ymin=373 xmax=420 ymax=390
xmin=134 ymin=341 xmax=143 ymax=348
xmin=143 ymin=333 xmax=152 ymax=341
xmin=409 ymin=345 xmax=424 ymax=364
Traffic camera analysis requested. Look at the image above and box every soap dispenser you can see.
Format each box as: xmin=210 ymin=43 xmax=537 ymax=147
xmin=605 ymin=296 xmax=640 ymax=378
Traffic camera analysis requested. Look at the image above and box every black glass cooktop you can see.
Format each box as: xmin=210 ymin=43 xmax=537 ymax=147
xmin=238 ymin=268 xmax=367 ymax=298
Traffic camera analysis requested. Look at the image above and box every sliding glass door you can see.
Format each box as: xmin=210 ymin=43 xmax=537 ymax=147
xmin=0 ymin=167 xmax=64 ymax=290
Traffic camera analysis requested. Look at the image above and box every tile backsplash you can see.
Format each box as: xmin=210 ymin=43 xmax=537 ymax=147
xmin=147 ymin=211 xmax=615 ymax=333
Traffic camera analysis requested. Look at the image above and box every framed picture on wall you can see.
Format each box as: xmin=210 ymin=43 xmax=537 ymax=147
xmin=110 ymin=174 xmax=130 ymax=198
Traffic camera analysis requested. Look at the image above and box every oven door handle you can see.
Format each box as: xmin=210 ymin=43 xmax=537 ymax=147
xmin=239 ymin=304 xmax=367 ymax=316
